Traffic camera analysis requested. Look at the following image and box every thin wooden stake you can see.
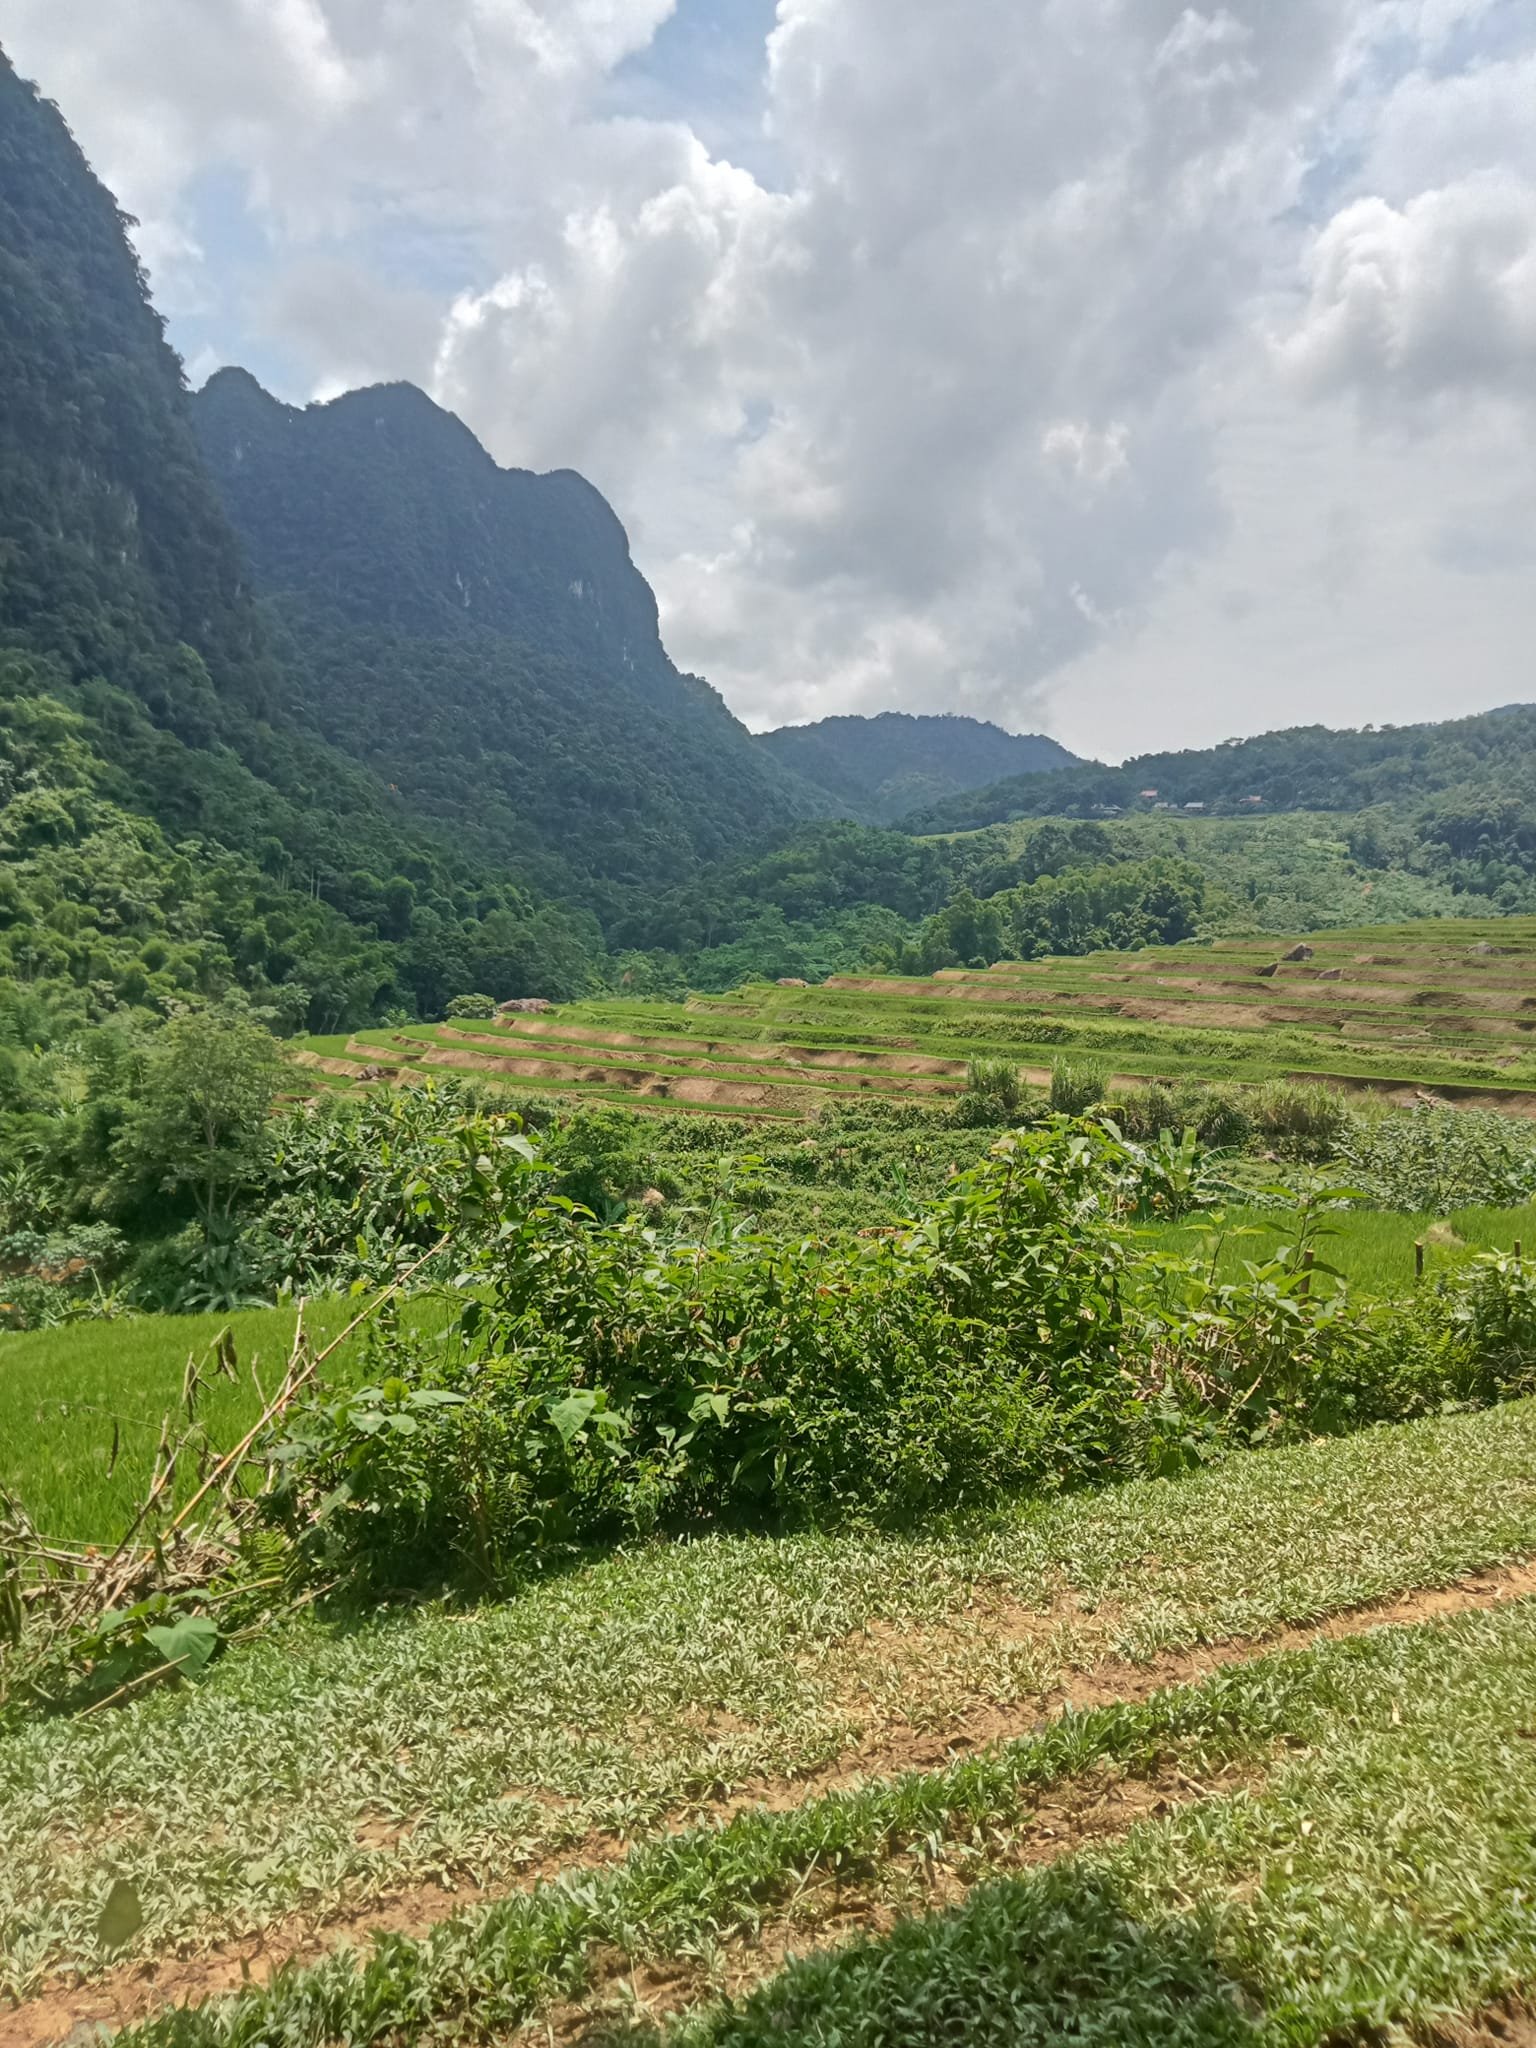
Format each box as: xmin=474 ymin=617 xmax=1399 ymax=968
xmin=1415 ymin=1240 xmax=1425 ymax=1281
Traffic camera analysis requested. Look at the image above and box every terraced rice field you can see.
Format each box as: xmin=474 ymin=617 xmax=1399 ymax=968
xmin=293 ymin=917 xmax=1536 ymax=1119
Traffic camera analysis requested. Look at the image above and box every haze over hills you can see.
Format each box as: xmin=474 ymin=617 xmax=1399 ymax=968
xmin=755 ymin=713 xmax=1077 ymax=825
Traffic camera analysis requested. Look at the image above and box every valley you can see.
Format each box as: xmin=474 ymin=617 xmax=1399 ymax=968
xmin=6 ymin=34 xmax=1536 ymax=2048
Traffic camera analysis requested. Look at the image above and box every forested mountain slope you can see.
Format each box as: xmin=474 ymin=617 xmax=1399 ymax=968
xmin=755 ymin=711 xmax=1077 ymax=823
xmin=193 ymin=371 xmax=826 ymax=910
xmin=0 ymin=48 xmax=603 ymax=1034
xmin=0 ymin=54 xmax=272 ymax=725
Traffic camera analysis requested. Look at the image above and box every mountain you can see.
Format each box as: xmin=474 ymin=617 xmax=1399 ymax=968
xmin=193 ymin=372 xmax=826 ymax=912
xmin=0 ymin=52 xmax=273 ymax=726
xmin=0 ymin=48 xmax=603 ymax=1033
xmin=900 ymin=707 xmax=1536 ymax=838
xmin=756 ymin=712 xmax=1077 ymax=824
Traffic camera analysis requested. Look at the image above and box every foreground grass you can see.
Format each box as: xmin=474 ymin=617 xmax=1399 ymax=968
xmin=69 ymin=1601 xmax=1536 ymax=2047
xmin=644 ymin=1604 xmax=1536 ymax=2046
xmin=0 ymin=1294 xmax=458 ymax=1541
xmin=5 ymin=1398 xmax=1536 ymax=2000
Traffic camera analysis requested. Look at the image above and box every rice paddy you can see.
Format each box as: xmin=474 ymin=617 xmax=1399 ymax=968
xmin=294 ymin=918 xmax=1536 ymax=1120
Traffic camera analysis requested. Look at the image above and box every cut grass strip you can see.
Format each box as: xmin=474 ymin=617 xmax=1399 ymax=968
xmin=5 ymin=1400 xmax=1536 ymax=2001
xmin=38 ymin=1602 xmax=1536 ymax=2048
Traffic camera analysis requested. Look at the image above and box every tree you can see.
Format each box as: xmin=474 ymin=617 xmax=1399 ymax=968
xmin=112 ymin=1011 xmax=285 ymax=1233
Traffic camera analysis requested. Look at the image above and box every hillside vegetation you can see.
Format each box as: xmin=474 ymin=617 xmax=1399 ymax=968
xmin=9 ymin=1098 xmax=1536 ymax=2044
xmin=9 ymin=47 xmax=1536 ymax=2048
xmin=295 ymin=918 xmax=1536 ymax=1122
xmin=904 ymin=703 xmax=1536 ymax=890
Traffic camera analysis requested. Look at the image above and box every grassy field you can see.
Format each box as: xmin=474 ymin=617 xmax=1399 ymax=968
xmin=7 ymin=1395 xmax=1536 ymax=2035
xmin=14 ymin=914 xmax=1536 ymax=2041
xmin=293 ymin=917 xmax=1536 ymax=1122
xmin=1139 ymin=1198 xmax=1536 ymax=1295
xmin=0 ymin=1294 xmax=458 ymax=1542
xmin=641 ymin=1604 xmax=1536 ymax=2046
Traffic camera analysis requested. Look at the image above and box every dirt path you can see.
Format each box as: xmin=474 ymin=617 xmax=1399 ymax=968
xmin=9 ymin=1554 xmax=1535 ymax=2048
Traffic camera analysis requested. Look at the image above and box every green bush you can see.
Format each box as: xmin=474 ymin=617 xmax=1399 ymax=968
xmin=445 ymin=993 xmax=498 ymax=1020
xmin=255 ymin=1118 xmax=1536 ymax=1600
xmin=0 ymin=1223 xmax=124 ymax=1330
xmin=1250 ymin=1080 xmax=1349 ymax=1161
xmin=1050 ymin=1056 xmax=1108 ymax=1117
xmin=1113 ymin=1082 xmax=1252 ymax=1152
xmin=1136 ymin=1218 xmax=1536 ymax=1474
xmin=954 ymin=1057 xmax=1027 ymax=1127
xmin=264 ymin=1122 xmax=1139 ymax=1587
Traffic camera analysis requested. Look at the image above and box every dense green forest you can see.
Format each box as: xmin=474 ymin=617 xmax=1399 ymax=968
xmin=754 ymin=711 xmax=1077 ymax=823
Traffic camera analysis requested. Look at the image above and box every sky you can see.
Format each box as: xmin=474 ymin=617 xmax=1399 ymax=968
xmin=4 ymin=0 xmax=1534 ymax=761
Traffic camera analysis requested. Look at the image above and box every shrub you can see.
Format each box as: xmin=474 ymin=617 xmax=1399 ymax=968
xmin=1113 ymin=1127 xmax=1228 ymax=1221
xmin=1251 ymin=1080 xmax=1349 ymax=1161
xmin=255 ymin=1122 xmax=1536 ymax=1602
xmin=264 ymin=1122 xmax=1140 ymax=1588
xmin=249 ymin=1084 xmax=544 ymax=1294
xmin=445 ymin=993 xmax=498 ymax=1020
xmin=1338 ymin=1102 xmax=1536 ymax=1213
xmin=1184 ymin=1084 xmax=1253 ymax=1153
xmin=0 ymin=1224 xmax=126 ymax=1330
xmin=1114 ymin=1082 xmax=1252 ymax=1152
xmin=955 ymin=1057 xmax=1027 ymax=1127
xmin=1050 ymin=1056 xmax=1108 ymax=1117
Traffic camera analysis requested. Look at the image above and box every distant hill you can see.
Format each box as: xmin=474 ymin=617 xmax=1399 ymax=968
xmin=756 ymin=712 xmax=1077 ymax=824
xmin=194 ymin=372 xmax=827 ymax=912
xmin=901 ymin=707 xmax=1536 ymax=836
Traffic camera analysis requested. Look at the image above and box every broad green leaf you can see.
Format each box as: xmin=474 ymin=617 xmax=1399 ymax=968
xmin=143 ymin=1615 xmax=220 ymax=1682
xmin=548 ymin=1391 xmax=599 ymax=1444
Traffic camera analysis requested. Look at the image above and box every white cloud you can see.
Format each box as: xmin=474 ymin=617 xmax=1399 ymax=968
xmin=5 ymin=0 xmax=1535 ymax=751
xmin=1280 ymin=175 xmax=1536 ymax=403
